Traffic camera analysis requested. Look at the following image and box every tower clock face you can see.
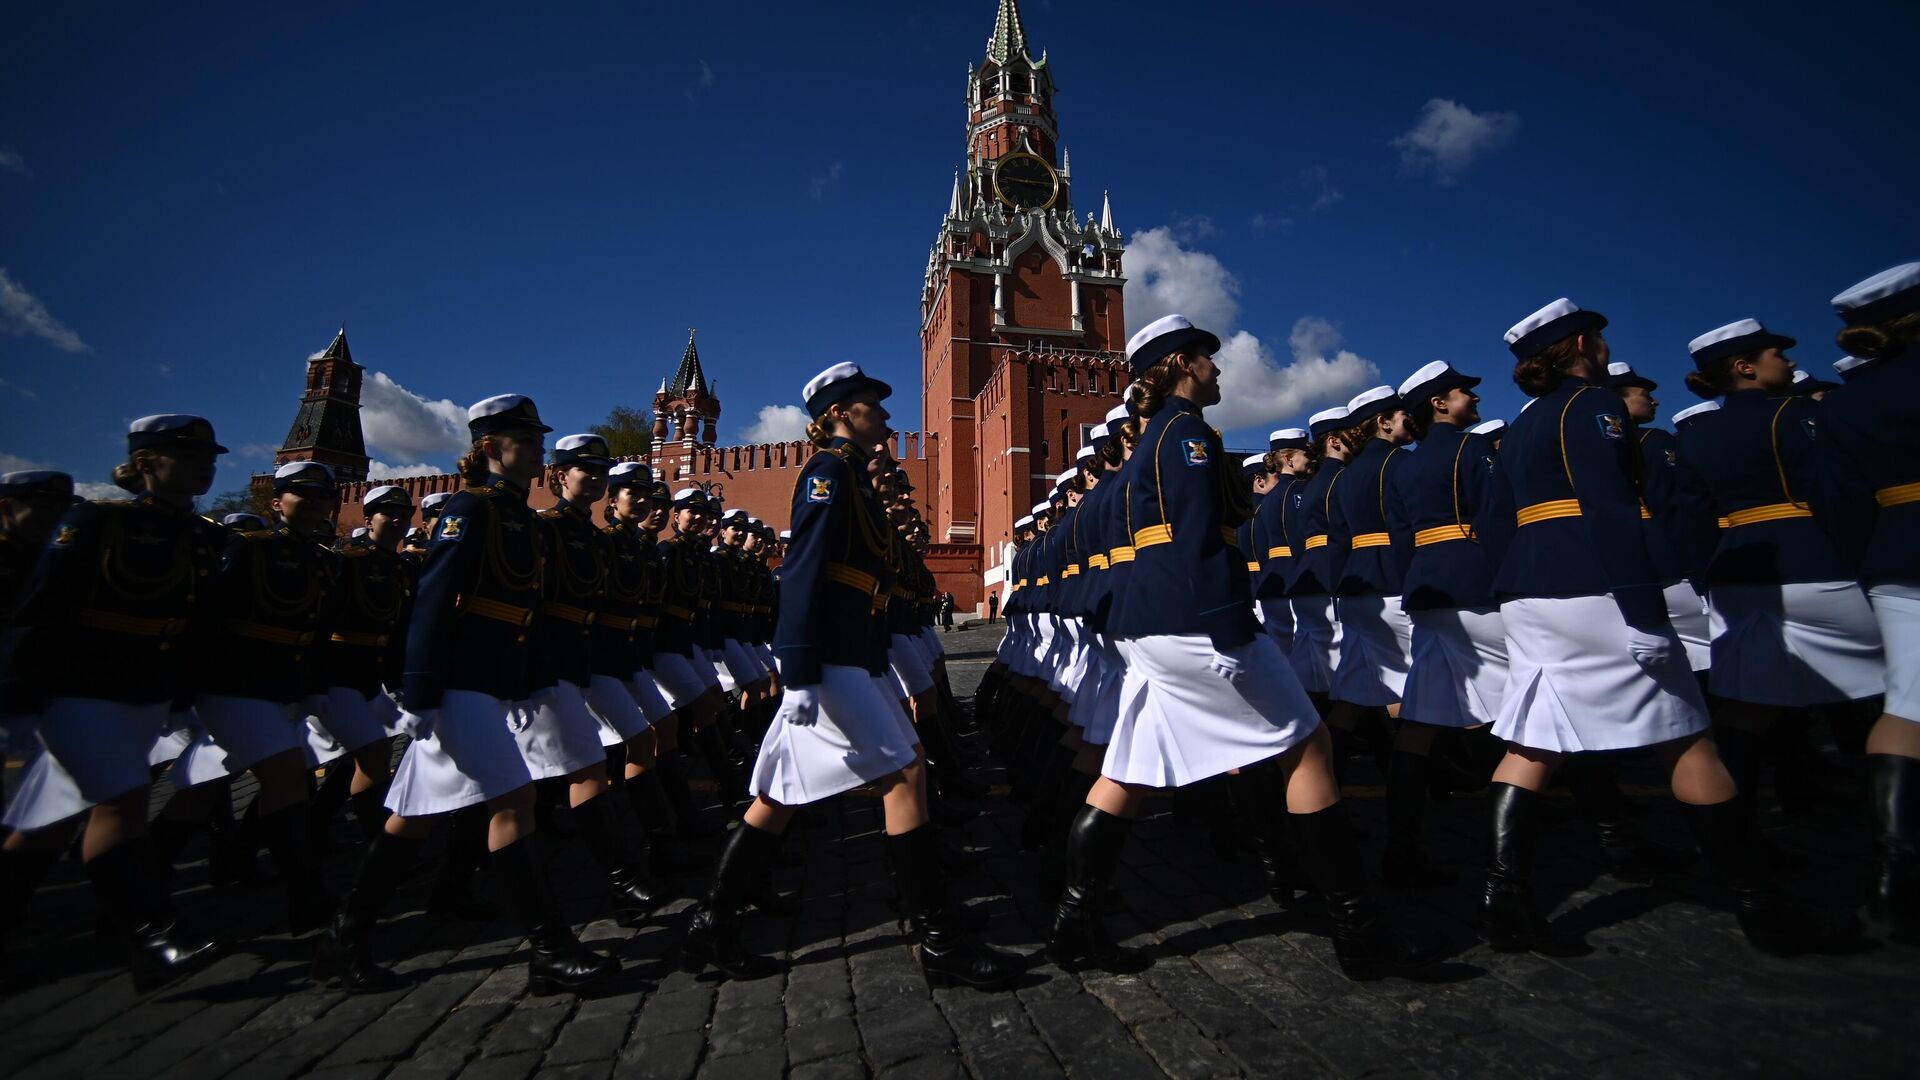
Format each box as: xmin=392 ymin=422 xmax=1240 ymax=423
xmin=994 ymin=152 xmax=1059 ymax=210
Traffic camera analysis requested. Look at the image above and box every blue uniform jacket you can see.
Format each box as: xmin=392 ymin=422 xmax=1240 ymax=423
xmin=403 ymin=477 xmax=544 ymax=711
xmin=1238 ymin=490 xmax=1266 ymax=594
xmin=532 ymin=499 xmax=605 ymax=689
xmin=1098 ymin=465 xmax=1139 ymax=632
xmin=594 ymin=520 xmax=654 ymax=676
xmin=1813 ymin=353 xmax=1919 ymax=584
xmin=1492 ymin=376 xmax=1667 ymax=629
xmin=324 ymin=545 xmax=411 ymax=697
xmin=1106 ymin=396 xmax=1258 ymax=648
xmin=1077 ymin=477 xmax=1117 ymax=632
xmin=1286 ymin=459 xmax=1349 ymax=598
xmin=1262 ymin=475 xmax=1310 ymax=597
xmin=4 ymin=496 xmax=225 ymax=711
xmin=1057 ymin=499 xmax=1093 ymax=620
xmin=1388 ymin=422 xmax=1512 ymax=610
xmin=1633 ymin=427 xmax=1698 ymax=588
xmin=773 ymin=438 xmax=891 ymax=686
xmin=654 ymin=532 xmax=706 ymax=657
xmin=1673 ymin=390 xmax=1854 ymax=585
xmin=1332 ymin=438 xmax=1412 ymax=598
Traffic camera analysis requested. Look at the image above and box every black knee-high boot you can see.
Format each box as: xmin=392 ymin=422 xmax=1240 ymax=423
xmin=427 ymin=806 xmax=500 ymax=922
xmin=680 ymin=823 xmax=783 ymax=980
xmin=347 ymin=787 xmax=391 ymax=843
xmin=307 ymin=762 xmax=355 ymax=847
xmin=147 ymin=813 xmax=202 ymax=882
xmin=1022 ymin=743 xmax=1075 ymax=852
xmin=492 ymin=834 xmax=620 ymax=995
xmin=1327 ymin=725 xmax=1358 ymax=789
xmin=1045 ymin=806 xmax=1145 ymax=973
xmin=207 ymin=784 xmax=268 ymax=888
xmin=694 ymin=722 xmax=748 ymax=804
xmin=656 ymin=749 xmax=720 ymax=839
xmin=1227 ymin=767 xmax=1305 ymax=905
xmin=314 ymin=831 xmax=422 ymax=992
xmin=84 ymin=839 xmax=218 ymax=990
xmin=1477 ymin=783 xmax=1591 ymax=956
xmin=624 ymin=769 xmax=710 ymax=872
xmin=1867 ymin=754 xmax=1919 ymax=941
xmin=1682 ymin=798 xmax=1862 ymax=955
xmin=1038 ymin=769 xmax=1099 ymax=903
xmin=1290 ymin=804 xmax=1444 ymax=979
xmin=886 ymin=825 xmax=1021 ymax=989
xmin=572 ymin=794 xmax=668 ymax=927
xmin=258 ymin=803 xmax=337 ymax=934
xmin=1714 ymin=725 xmax=1768 ymax=822
xmin=922 ymin=707 xmax=987 ymax=800
xmin=1559 ymin=756 xmax=1695 ymax=882
xmin=1 ymin=848 xmax=63 ymax=960
xmin=1382 ymin=751 xmax=1453 ymax=890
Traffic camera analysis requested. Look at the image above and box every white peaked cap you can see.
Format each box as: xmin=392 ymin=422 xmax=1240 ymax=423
xmin=1030 ymin=501 xmax=1050 ymax=515
xmin=1075 ymin=445 xmax=1097 ymax=461
xmin=1607 ymin=362 xmax=1633 ymax=377
xmin=1672 ymin=401 xmax=1721 ymax=424
xmin=1397 ymin=361 xmax=1453 ymax=397
xmin=1505 ymin=298 xmax=1578 ymax=345
xmin=1014 ymin=516 xmax=1035 ymax=529
xmin=1469 ymin=419 xmax=1506 ymax=436
xmin=1105 ymin=403 xmax=1130 ymax=423
xmin=1242 ymin=454 xmax=1267 ymax=470
xmin=363 ymin=485 xmax=409 ymax=506
xmin=1834 ymin=355 xmax=1870 ymax=375
xmin=1831 ymin=261 xmax=1920 ymax=317
xmin=1269 ymin=428 xmax=1307 ymax=442
xmin=1792 ymin=369 xmax=1810 ymax=384
xmin=421 ymin=491 xmax=453 ymax=509
xmin=351 ymin=527 xmax=369 ymax=538
xmin=1308 ymin=406 xmax=1349 ymax=427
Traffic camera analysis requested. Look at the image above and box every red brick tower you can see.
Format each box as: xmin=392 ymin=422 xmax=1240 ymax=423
xmin=922 ymin=0 xmax=1128 ymax=602
xmin=276 ymin=326 xmax=371 ymax=484
xmin=651 ymin=329 xmax=722 ymax=448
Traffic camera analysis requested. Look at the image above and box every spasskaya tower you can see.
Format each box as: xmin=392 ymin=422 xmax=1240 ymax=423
xmin=921 ymin=0 xmax=1128 ymax=607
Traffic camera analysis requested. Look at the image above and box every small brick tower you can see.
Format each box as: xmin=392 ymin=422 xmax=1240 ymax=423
xmin=276 ymin=326 xmax=371 ymax=484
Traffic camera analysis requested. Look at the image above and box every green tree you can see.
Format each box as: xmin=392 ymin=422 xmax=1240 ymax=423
xmin=592 ymin=405 xmax=653 ymax=459
xmin=202 ymin=487 xmax=259 ymax=517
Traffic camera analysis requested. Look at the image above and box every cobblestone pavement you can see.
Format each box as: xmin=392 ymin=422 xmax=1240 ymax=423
xmin=4 ymin=622 xmax=1916 ymax=1079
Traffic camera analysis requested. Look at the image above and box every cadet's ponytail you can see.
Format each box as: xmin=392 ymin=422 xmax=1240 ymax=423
xmin=1836 ymin=309 xmax=1920 ymax=362
xmin=1128 ymin=358 xmax=1180 ymax=418
xmin=457 ymin=438 xmax=493 ymax=486
xmin=1512 ymin=334 xmax=1591 ymax=398
xmin=111 ymin=451 xmax=150 ymax=494
xmin=1683 ymin=355 xmax=1738 ymax=400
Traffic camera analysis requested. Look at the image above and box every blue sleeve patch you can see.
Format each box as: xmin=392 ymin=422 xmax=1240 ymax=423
xmin=51 ymin=523 xmax=77 ymax=547
xmin=806 ymin=476 xmax=834 ymax=503
xmin=1182 ymin=438 xmax=1211 ymax=466
xmin=1801 ymin=416 xmax=1817 ymax=441
xmin=1595 ymin=414 xmax=1626 ymax=440
xmin=436 ymin=516 xmax=466 ymax=541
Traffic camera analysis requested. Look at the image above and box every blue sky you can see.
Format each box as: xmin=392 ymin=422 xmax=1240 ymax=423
xmin=3 ymin=0 xmax=1916 ymax=497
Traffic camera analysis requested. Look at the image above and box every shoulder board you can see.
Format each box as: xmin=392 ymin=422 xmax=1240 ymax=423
xmin=239 ymin=528 xmax=279 ymax=541
xmin=537 ymin=507 xmax=563 ymax=519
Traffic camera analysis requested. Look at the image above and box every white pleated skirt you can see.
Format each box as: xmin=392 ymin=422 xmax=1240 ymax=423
xmin=1401 ymin=605 xmax=1508 ymax=729
xmin=1288 ymin=596 xmax=1341 ymax=694
xmin=1663 ymin=582 xmax=1712 ymax=672
xmin=1870 ymin=583 xmax=1920 ymax=723
xmin=1495 ymin=596 xmax=1708 ymax=754
xmin=713 ymin=639 xmax=768 ymax=693
xmin=1705 ymin=580 xmax=1885 ymax=706
xmin=1102 ymin=634 xmax=1320 ymax=788
xmin=1259 ymin=598 xmax=1295 ymax=655
xmin=1073 ymin=635 xmax=1128 ymax=746
xmin=304 ymin=687 xmax=399 ymax=767
xmin=508 ymin=680 xmax=612 ymax=780
xmin=1331 ymin=595 xmax=1413 ymax=706
xmin=650 ymin=651 xmax=713 ymax=710
xmin=3 ymin=748 xmax=89 ymax=831
xmin=1053 ymin=619 xmax=1093 ymax=702
xmin=587 ymin=672 xmax=653 ymax=747
xmin=889 ymin=633 xmax=936 ymax=697
xmin=750 ymin=664 xmax=921 ymax=806
xmin=173 ymin=695 xmax=313 ymax=788
xmin=917 ymin=626 xmax=945 ymax=660
xmin=385 ymin=688 xmax=536 ymax=817
xmin=1030 ymin=614 xmax=1059 ymax=681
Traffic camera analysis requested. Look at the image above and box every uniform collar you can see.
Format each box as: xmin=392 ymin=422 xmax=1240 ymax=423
xmin=1164 ymin=395 xmax=1203 ymax=417
xmin=552 ymin=496 xmax=588 ymax=518
xmin=486 ymin=475 xmax=529 ymax=500
xmin=826 ymin=436 xmax=870 ymax=464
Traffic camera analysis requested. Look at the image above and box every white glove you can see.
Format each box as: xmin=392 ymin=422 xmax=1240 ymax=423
xmin=782 ymin=685 xmax=821 ymax=726
xmin=1625 ymin=627 xmax=1675 ymax=669
xmin=1208 ymin=651 xmax=1247 ymax=683
xmin=403 ymin=708 xmax=439 ymax=740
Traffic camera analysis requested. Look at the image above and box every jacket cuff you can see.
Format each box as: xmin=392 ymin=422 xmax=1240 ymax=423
xmin=401 ymin=675 xmax=444 ymax=713
xmin=1613 ymin=585 xmax=1671 ymax=633
xmin=775 ymin=646 xmax=821 ymax=688
xmin=1199 ymin=605 xmax=1257 ymax=652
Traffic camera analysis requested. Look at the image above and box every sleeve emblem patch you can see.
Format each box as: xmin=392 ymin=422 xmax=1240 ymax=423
xmin=1801 ymin=417 xmax=1817 ymax=441
xmin=1182 ymin=439 xmax=1211 ymax=466
xmin=807 ymin=477 xmax=834 ymax=503
xmin=437 ymin=516 xmax=466 ymax=541
xmin=51 ymin=524 xmax=77 ymax=547
xmin=1595 ymin=414 xmax=1625 ymax=440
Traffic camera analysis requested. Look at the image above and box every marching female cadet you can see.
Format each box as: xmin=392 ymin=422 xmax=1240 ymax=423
xmin=1484 ymin=299 xmax=1857 ymax=956
xmin=1673 ymin=320 xmax=1887 ymax=835
xmin=167 ymin=460 xmax=339 ymax=934
xmin=1383 ymin=362 xmax=1509 ymax=889
xmin=517 ymin=433 xmax=669 ymax=925
xmin=650 ymin=488 xmax=727 ymax=837
xmin=302 ymin=485 xmax=412 ymax=842
xmin=1606 ymin=363 xmax=1713 ymax=676
xmin=3 ymin=417 xmax=227 ymax=986
xmin=1327 ymin=385 xmax=1418 ymax=783
xmin=677 ymin=362 xmax=1019 ymax=990
xmin=1251 ymin=429 xmax=1311 ymax=655
xmin=1051 ymin=315 xmax=1436 ymax=980
xmin=316 ymin=395 xmax=619 ymax=996
xmin=595 ymin=462 xmax=704 ymax=874
xmin=1815 ymin=261 xmax=1920 ymax=939
xmin=1285 ymin=407 xmax=1353 ymax=707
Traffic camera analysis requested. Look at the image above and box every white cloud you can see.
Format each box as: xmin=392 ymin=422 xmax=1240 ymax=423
xmin=237 ymin=442 xmax=279 ymax=460
xmin=75 ymin=481 xmax=124 ymax=501
xmin=1124 ymin=230 xmax=1378 ymax=434
xmin=368 ymin=461 xmax=444 ymax=479
xmin=0 ymin=452 xmax=46 ymax=472
xmin=0 ymin=268 xmax=89 ymax=352
xmin=737 ymin=405 xmax=811 ymax=444
xmin=808 ymin=162 xmax=844 ymax=200
xmin=0 ymin=377 xmax=36 ymax=400
xmin=0 ymin=147 xmax=25 ymax=175
xmin=359 ymin=371 xmax=469 ymax=468
xmin=686 ymin=58 xmax=716 ymax=101
xmin=1392 ymin=98 xmax=1519 ymax=185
